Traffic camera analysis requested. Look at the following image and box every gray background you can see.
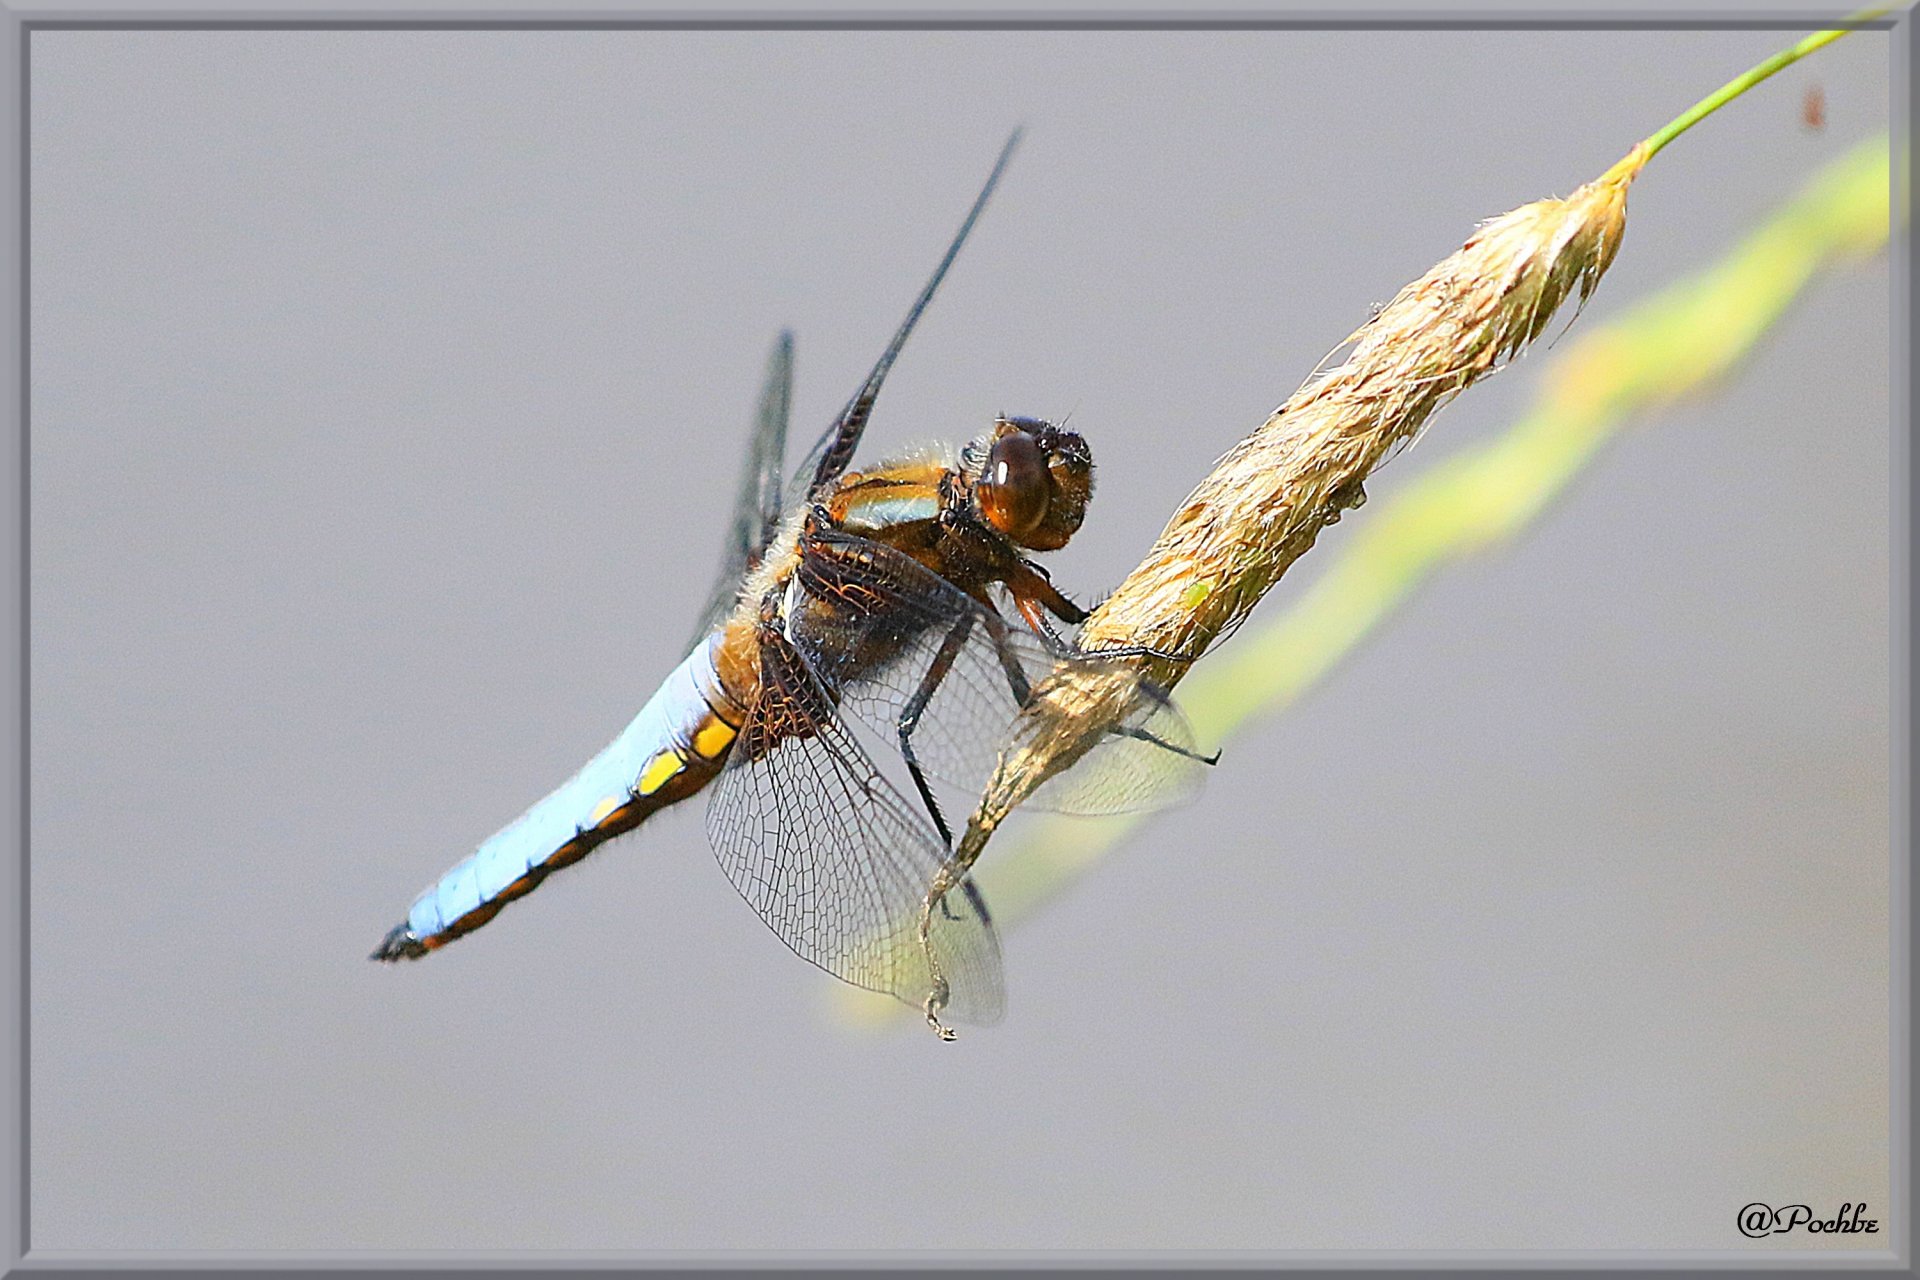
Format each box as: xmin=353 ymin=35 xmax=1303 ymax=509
xmin=28 ymin=26 xmax=1892 ymax=1254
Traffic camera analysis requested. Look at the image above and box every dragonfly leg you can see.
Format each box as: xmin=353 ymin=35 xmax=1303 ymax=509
xmin=1114 ymin=724 xmax=1221 ymax=765
xmin=975 ymin=609 xmax=1213 ymax=771
xmin=1007 ymin=559 xmax=1087 ymax=626
xmin=966 ymin=599 xmax=1037 ymax=706
xmin=1001 ymin=618 xmax=1218 ymax=765
xmin=1075 ymin=641 xmax=1201 ymax=665
xmin=898 ymin=612 xmax=973 ymax=857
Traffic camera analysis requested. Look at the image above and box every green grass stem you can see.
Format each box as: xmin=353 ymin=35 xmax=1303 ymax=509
xmin=1640 ymin=16 xmax=1884 ymax=164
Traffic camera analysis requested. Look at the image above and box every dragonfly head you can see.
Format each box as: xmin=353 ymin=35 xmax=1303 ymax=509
xmin=965 ymin=417 xmax=1094 ymax=553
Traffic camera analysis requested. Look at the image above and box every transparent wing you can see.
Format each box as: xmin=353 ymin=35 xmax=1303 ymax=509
xmin=788 ymin=527 xmax=1209 ymax=817
xmin=999 ymin=663 xmax=1210 ymax=817
xmin=783 ymin=130 xmax=1021 ymax=510
xmin=706 ymin=623 xmax=1004 ymax=1026
xmin=690 ymin=331 xmax=794 ymax=648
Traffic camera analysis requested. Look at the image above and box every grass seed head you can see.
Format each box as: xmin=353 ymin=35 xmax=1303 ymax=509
xmin=976 ymin=149 xmax=1646 ymax=830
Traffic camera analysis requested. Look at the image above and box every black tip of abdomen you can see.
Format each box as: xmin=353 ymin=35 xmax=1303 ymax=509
xmin=370 ymin=921 xmax=426 ymax=963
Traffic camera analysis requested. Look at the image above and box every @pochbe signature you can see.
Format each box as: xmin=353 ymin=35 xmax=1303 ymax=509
xmin=1738 ymin=1202 xmax=1881 ymax=1239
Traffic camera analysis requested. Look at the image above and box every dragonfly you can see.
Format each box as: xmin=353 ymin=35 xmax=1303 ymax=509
xmin=371 ymin=134 xmax=1211 ymax=1037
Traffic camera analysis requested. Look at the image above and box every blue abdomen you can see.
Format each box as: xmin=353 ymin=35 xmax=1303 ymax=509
xmin=372 ymin=636 xmax=738 ymax=960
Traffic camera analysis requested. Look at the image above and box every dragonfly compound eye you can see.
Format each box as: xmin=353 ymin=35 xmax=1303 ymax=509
xmin=977 ymin=428 xmax=1051 ymax=542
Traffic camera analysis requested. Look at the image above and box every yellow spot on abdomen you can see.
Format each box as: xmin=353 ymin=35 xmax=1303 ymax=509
xmin=691 ymin=718 xmax=737 ymax=759
xmin=636 ymin=749 xmax=686 ymax=797
xmin=588 ymin=795 xmax=622 ymax=827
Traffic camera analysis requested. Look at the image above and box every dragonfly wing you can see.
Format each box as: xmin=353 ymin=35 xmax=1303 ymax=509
xmin=784 ymin=131 xmax=1021 ymax=508
xmin=788 ymin=528 xmax=1209 ymax=817
xmin=706 ymin=623 xmax=1005 ymax=1026
xmin=1013 ymin=667 xmax=1209 ymax=816
xmin=690 ymin=331 xmax=794 ymax=648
